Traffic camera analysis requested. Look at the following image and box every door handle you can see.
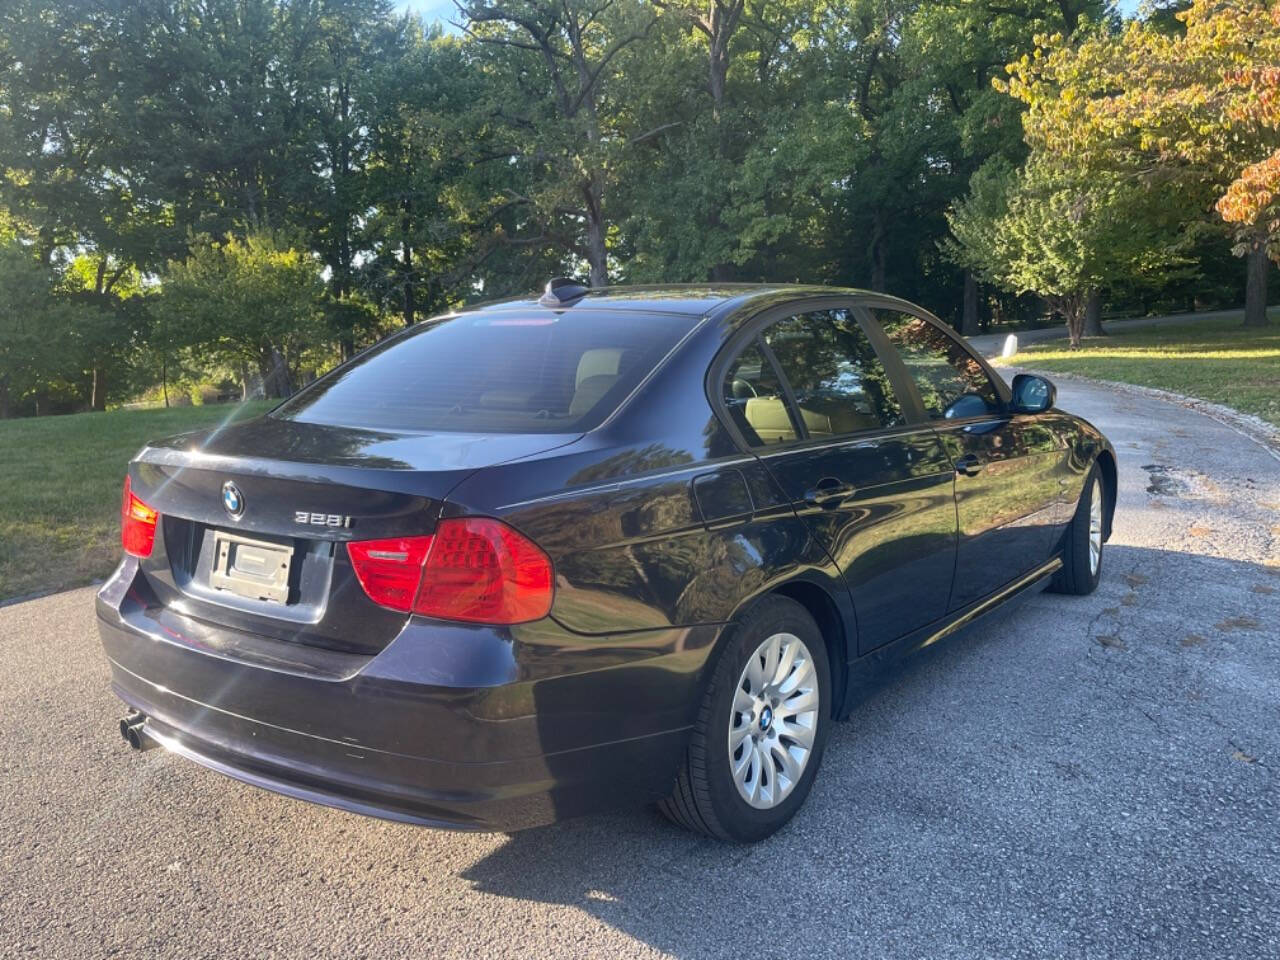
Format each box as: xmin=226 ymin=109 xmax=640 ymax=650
xmin=954 ymin=453 xmax=984 ymax=477
xmin=803 ymin=478 xmax=855 ymax=508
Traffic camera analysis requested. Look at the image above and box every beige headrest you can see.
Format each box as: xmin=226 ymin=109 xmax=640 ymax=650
xmin=576 ymin=348 xmax=623 ymax=389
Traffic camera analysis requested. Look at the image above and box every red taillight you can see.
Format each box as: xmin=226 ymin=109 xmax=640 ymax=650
xmin=416 ymin=517 xmax=554 ymax=624
xmin=121 ymin=476 xmax=158 ymax=558
xmin=346 ymin=536 xmax=433 ymax=612
xmin=346 ymin=518 xmax=553 ymax=625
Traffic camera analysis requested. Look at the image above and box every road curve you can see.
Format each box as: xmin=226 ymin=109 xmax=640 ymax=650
xmin=2 ymin=377 xmax=1278 ymax=960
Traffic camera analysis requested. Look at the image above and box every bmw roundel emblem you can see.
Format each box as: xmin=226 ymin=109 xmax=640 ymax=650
xmin=221 ymin=481 xmax=244 ymax=519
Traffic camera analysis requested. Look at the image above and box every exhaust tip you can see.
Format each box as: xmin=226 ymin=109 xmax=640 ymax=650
xmin=119 ymin=711 xmax=144 ymax=742
xmin=119 ymin=712 xmax=157 ymax=750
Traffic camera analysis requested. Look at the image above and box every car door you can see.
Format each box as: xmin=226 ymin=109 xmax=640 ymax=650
xmin=717 ymin=304 xmax=957 ymax=654
xmin=865 ymin=305 xmax=1064 ymax=611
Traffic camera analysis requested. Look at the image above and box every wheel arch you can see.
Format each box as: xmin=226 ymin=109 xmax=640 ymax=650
xmin=765 ymin=578 xmax=851 ymax=720
xmin=1095 ymin=449 xmax=1117 ymax=540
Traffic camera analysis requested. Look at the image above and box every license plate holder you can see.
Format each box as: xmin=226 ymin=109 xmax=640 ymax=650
xmin=210 ymin=531 xmax=293 ymax=604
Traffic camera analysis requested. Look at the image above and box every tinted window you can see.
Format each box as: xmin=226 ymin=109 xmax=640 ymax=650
xmin=722 ymin=343 xmax=798 ymax=446
xmin=274 ymin=309 xmax=690 ymax=433
xmin=763 ymin=309 xmax=904 ymax=437
xmin=874 ymin=310 xmax=1001 ymax=419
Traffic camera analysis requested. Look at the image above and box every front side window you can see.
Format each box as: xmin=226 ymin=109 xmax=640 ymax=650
xmin=874 ymin=310 xmax=1001 ymax=420
xmin=762 ymin=309 xmax=904 ymax=438
xmin=722 ymin=343 xmax=798 ymax=446
xmin=274 ymin=308 xmax=690 ymax=434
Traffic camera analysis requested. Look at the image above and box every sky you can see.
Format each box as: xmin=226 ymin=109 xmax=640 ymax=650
xmin=401 ymin=1 xmax=455 ymax=23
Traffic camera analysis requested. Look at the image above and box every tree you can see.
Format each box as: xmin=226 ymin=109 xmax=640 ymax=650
xmin=901 ymin=0 xmax=1111 ymax=332
xmin=0 ymin=242 xmax=77 ymax=417
xmin=947 ymin=156 xmax=1189 ymax=346
xmin=163 ymin=231 xmax=328 ymax=398
xmin=59 ymin=254 xmax=150 ymax=411
xmin=1000 ymin=0 xmax=1280 ymax=326
xmin=456 ymin=0 xmax=658 ymax=285
xmin=360 ymin=25 xmax=524 ymax=325
xmin=641 ymin=0 xmax=750 ymax=282
xmin=305 ymin=0 xmax=403 ymax=354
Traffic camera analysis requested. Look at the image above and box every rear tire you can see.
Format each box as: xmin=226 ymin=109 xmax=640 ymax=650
xmin=1049 ymin=464 xmax=1105 ymax=596
xmin=659 ymin=596 xmax=832 ymax=842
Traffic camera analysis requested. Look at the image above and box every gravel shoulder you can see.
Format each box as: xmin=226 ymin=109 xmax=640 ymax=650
xmin=2 ymin=378 xmax=1278 ymax=960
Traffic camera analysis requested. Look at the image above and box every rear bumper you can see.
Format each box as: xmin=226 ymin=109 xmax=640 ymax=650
xmin=97 ymin=559 xmax=718 ymax=831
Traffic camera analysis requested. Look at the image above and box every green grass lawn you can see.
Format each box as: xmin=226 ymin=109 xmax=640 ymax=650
xmin=0 ymin=402 xmax=273 ymax=603
xmin=997 ymin=315 xmax=1280 ymax=428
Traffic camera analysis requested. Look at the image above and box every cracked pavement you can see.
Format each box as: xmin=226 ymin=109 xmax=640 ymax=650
xmin=2 ymin=377 xmax=1278 ymax=959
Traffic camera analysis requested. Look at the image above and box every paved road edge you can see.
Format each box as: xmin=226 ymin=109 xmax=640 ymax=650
xmin=1014 ymin=367 xmax=1280 ymax=464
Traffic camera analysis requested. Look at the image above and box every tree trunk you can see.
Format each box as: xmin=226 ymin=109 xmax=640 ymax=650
xmin=1057 ymin=293 xmax=1085 ymax=349
xmin=401 ymin=193 xmax=416 ymax=327
xmin=402 ymin=240 xmax=416 ymax=328
xmin=1244 ymin=239 xmax=1270 ymax=327
xmin=90 ymin=367 xmax=107 ymax=412
xmin=0 ymin=374 xmax=9 ymax=419
xmin=161 ymin=358 xmax=169 ymax=409
xmin=704 ymin=4 xmax=740 ymax=281
xmin=869 ymin=212 xmax=887 ymax=292
xmin=1083 ymin=288 xmax=1105 ymax=337
xmin=258 ymin=349 xmax=293 ymax=399
xmin=709 ymin=261 xmax=735 ymax=282
xmin=584 ymin=178 xmax=608 ymax=286
xmin=708 ymin=41 xmax=727 ymax=117
xmin=275 ymin=348 xmax=294 ymax=397
xmin=703 ymin=2 xmax=742 ymax=119
xmin=960 ymin=270 xmax=980 ymax=336
xmin=1066 ymin=312 xmax=1084 ymax=348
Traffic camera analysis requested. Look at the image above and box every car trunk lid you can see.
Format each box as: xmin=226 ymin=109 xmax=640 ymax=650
xmin=127 ymin=415 xmax=579 ymax=653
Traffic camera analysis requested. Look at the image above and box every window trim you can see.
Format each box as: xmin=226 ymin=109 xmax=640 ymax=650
xmin=720 ymin=336 xmax=807 ymax=447
xmin=753 ymin=336 xmax=808 ymax=442
xmin=706 ymin=296 xmax=924 ymax=454
xmin=854 ymin=296 xmax=1012 ymax=426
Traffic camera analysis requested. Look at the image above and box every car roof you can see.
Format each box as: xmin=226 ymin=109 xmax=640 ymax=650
xmin=444 ymin=283 xmax=915 ymax=324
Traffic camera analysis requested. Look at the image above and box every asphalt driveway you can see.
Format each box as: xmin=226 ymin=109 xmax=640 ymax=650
xmin=2 ymin=377 xmax=1278 ymax=959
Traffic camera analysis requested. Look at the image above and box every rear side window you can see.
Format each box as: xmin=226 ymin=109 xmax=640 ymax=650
xmin=274 ymin=309 xmax=691 ymax=433
xmin=874 ymin=310 xmax=1001 ymax=420
xmin=722 ymin=343 xmax=799 ymax=446
xmin=763 ymin=309 xmax=905 ymax=437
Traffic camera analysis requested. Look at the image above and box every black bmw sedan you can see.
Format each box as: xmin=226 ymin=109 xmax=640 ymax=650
xmin=99 ymin=282 xmax=1115 ymax=842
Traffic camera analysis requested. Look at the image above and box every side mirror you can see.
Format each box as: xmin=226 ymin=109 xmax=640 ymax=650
xmin=1010 ymin=373 xmax=1055 ymax=414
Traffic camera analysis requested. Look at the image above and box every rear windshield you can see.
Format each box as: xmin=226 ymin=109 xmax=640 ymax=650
xmin=272 ymin=308 xmax=692 ymax=434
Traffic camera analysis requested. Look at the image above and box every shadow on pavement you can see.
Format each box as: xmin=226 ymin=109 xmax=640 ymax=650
xmin=460 ymin=545 xmax=1279 ymax=959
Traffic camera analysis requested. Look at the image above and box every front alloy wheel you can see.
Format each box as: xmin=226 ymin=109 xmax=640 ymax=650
xmin=1050 ymin=462 xmax=1106 ymax=595
xmin=660 ymin=596 xmax=832 ymax=842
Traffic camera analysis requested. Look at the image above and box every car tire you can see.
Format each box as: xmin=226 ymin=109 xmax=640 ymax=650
xmin=659 ymin=595 xmax=832 ymax=843
xmin=1049 ymin=463 xmax=1105 ymax=596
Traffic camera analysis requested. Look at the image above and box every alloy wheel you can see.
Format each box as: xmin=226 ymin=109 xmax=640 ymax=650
xmin=1088 ymin=478 xmax=1103 ymax=575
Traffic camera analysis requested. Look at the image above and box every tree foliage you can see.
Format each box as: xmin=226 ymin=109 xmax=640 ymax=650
xmin=998 ymin=0 xmax=1280 ymax=325
xmin=0 ymin=0 xmax=1272 ymax=416
xmin=162 ymin=232 xmax=327 ymax=398
xmin=948 ymin=157 xmax=1189 ymax=345
xmin=0 ymin=242 xmax=78 ymax=417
